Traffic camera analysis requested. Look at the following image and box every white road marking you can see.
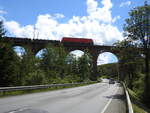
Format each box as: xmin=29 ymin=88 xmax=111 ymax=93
xmin=100 ymin=86 xmax=118 ymax=113
xmin=8 ymin=107 xmax=28 ymax=113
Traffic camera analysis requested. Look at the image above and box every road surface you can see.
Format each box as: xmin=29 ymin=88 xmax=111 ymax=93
xmin=0 ymin=83 xmax=126 ymax=113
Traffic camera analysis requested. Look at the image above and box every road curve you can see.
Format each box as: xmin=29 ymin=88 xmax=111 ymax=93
xmin=0 ymin=83 xmax=126 ymax=113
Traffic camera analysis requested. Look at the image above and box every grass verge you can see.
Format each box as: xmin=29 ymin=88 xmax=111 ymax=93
xmin=0 ymin=82 xmax=97 ymax=98
xmin=128 ymin=89 xmax=150 ymax=113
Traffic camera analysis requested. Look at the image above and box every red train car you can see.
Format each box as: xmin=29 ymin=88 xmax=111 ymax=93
xmin=61 ymin=37 xmax=93 ymax=45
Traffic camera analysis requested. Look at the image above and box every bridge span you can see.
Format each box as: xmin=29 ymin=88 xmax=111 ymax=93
xmin=2 ymin=37 xmax=120 ymax=80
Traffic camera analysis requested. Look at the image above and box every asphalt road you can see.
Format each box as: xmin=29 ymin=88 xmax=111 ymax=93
xmin=0 ymin=82 xmax=126 ymax=113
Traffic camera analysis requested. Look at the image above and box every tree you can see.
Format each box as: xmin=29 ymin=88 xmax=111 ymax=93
xmin=97 ymin=63 xmax=118 ymax=79
xmin=20 ymin=48 xmax=46 ymax=85
xmin=0 ymin=21 xmax=6 ymax=38
xmin=66 ymin=54 xmax=81 ymax=81
xmin=56 ymin=45 xmax=67 ymax=79
xmin=41 ymin=45 xmax=67 ymax=83
xmin=0 ymin=42 xmax=21 ymax=86
xmin=0 ymin=21 xmax=21 ymax=86
xmin=113 ymin=40 xmax=141 ymax=84
xmin=123 ymin=1 xmax=150 ymax=105
xmin=78 ymin=51 xmax=93 ymax=81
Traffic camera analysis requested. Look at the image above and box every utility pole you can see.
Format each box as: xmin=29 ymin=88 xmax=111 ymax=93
xmin=33 ymin=26 xmax=36 ymax=40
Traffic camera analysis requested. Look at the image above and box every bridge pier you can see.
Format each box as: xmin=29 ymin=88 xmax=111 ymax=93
xmin=90 ymin=50 xmax=99 ymax=81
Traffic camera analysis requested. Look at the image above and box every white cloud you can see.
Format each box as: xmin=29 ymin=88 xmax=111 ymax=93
xmin=87 ymin=0 xmax=98 ymax=14
xmin=70 ymin=50 xmax=84 ymax=58
xmin=87 ymin=0 xmax=113 ymax=23
xmin=5 ymin=21 xmax=34 ymax=38
xmin=97 ymin=53 xmax=109 ymax=65
xmin=4 ymin=0 xmax=123 ymax=45
xmin=97 ymin=52 xmax=118 ymax=65
xmin=119 ymin=1 xmax=131 ymax=8
xmin=54 ymin=13 xmax=65 ymax=19
xmin=0 ymin=10 xmax=7 ymax=14
xmin=35 ymin=14 xmax=58 ymax=40
xmin=112 ymin=15 xmax=120 ymax=23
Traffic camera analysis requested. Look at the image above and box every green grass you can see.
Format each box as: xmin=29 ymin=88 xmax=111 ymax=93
xmin=128 ymin=89 xmax=141 ymax=102
xmin=132 ymin=104 xmax=147 ymax=113
xmin=0 ymin=82 xmax=97 ymax=98
xmin=128 ymin=89 xmax=150 ymax=113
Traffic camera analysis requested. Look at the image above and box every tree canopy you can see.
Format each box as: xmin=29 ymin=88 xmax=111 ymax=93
xmin=123 ymin=1 xmax=150 ymax=106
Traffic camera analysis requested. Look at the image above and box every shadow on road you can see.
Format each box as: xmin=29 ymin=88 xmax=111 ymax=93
xmin=104 ymin=93 xmax=126 ymax=101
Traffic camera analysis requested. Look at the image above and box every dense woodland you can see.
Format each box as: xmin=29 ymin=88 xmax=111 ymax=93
xmin=97 ymin=63 xmax=119 ymax=79
xmin=0 ymin=38 xmax=93 ymax=86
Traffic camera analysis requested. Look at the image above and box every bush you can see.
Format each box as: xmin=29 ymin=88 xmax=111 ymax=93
xmin=133 ymin=73 xmax=145 ymax=98
xmin=24 ymin=70 xmax=47 ymax=85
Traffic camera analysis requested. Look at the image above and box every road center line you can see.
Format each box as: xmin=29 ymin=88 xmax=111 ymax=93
xmin=100 ymin=85 xmax=118 ymax=113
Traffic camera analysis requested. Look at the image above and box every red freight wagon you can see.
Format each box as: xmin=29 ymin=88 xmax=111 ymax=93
xmin=61 ymin=37 xmax=93 ymax=45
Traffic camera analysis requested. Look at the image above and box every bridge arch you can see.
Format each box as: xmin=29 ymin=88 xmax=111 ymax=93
xmin=97 ymin=52 xmax=119 ymax=65
xmin=13 ymin=46 xmax=26 ymax=57
xmin=97 ymin=52 xmax=119 ymax=79
xmin=35 ymin=49 xmax=46 ymax=58
xmin=66 ymin=50 xmax=87 ymax=65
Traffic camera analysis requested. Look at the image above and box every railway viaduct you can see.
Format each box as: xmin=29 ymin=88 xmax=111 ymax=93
xmin=2 ymin=37 xmax=123 ymax=80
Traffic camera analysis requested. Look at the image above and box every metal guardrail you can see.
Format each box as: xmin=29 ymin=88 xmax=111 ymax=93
xmin=0 ymin=82 xmax=94 ymax=92
xmin=123 ymin=83 xmax=134 ymax=113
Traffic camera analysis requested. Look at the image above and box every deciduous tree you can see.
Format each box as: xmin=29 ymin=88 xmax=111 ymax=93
xmin=123 ymin=2 xmax=150 ymax=105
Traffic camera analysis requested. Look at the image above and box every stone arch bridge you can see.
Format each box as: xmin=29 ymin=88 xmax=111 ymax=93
xmin=3 ymin=37 xmax=124 ymax=80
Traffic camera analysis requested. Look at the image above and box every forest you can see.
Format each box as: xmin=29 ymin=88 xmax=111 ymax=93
xmin=0 ymin=38 xmax=93 ymax=87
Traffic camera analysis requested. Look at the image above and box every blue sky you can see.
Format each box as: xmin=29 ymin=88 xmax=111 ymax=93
xmin=0 ymin=0 xmax=146 ymax=65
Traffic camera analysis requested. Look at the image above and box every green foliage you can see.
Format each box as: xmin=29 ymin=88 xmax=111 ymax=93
xmin=24 ymin=70 xmax=47 ymax=85
xmin=123 ymin=4 xmax=150 ymax=48
xmin=132 ymin=73 xmax=145 ymax=98
xmin=66 ymin=54 xmax=79 ymax=77
xmin=0 ymin=41 xmax=21 ymax=86
xmin=78 ymin=52 xmax=92 ymax=81
xmin=40 ymin=44 xmax=67 ymax=81
xmin=128 ymin=89 xmax=150 ymax=113
xmin=0 ymin=21 xmax=92 ymax=86
xmin=40 ymin=45 xmax=93 ymax=83
xmin=97 ymin=63 xmax=118 ymax=79
xmin=113 ymin=37 xmax=150 ymax=106
xmin=0 ymin=20 xmax=93 ymax=86
xmin=133 ymin=104 xmax=148 ymax=113
xmin=123 ymin=2 xmax=150 ymax=106
xmin=0 ymin=21 xmax=6 ymax=38
xmin=0 ymin=20 xmax=94 ymax=86
xmin=113 ymin=39 xmax=143 ymax=84
xmin=18 ymin=47 xmax=48 ymax=85
xmin=0 ymin=21 xmax=21 ymax=86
